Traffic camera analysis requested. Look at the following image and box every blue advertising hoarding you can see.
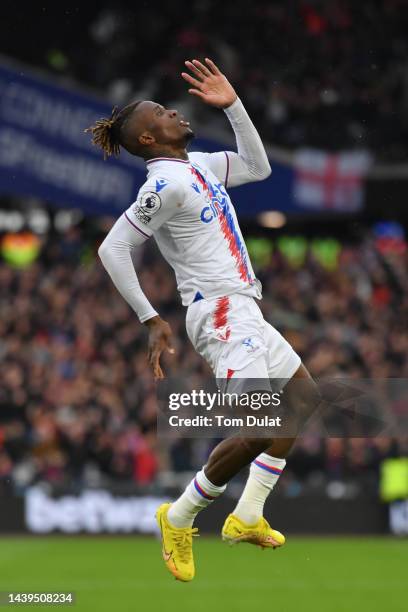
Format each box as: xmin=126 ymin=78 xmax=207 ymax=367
xmin=0 ymin=59 xmax=368 ymax=218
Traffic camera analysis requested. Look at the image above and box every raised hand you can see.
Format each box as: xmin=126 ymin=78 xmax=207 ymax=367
xmin=181 ymin=58 xmax=237 ymax=109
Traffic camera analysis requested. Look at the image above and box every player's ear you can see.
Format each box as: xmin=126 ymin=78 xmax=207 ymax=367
xmin=139 ymin=132 xmax=155 ymax=146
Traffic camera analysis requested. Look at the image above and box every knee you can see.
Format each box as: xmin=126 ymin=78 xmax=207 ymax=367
xmin=296 ymin=378 xmax=321 ymax=420
xmin=237 ymin=437 xmax=272 ymax=457
xmin=304 ymin=378 xmax=321 ymax=405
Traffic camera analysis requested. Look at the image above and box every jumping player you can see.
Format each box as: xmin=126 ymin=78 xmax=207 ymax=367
xmin=85 ymin=58 xmax=318 ymax=582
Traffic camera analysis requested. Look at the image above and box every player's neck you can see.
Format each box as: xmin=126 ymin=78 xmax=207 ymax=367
xmin=145 ymin=147 xmax=189 ymax=162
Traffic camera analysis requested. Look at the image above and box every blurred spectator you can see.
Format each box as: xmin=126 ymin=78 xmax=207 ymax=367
xmin=0 ymin=220 xmax=406 ymax=494
xmin=3 ymin=1 xmax=408 ymax=160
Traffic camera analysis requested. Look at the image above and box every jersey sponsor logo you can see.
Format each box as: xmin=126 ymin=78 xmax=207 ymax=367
xmin=200 ymin=190 xmax=227 ymax=223
xmin=200 ymin=192 xmax=252 ymax=282
xmin=133 ymin=191 xmax=162 ymax=224
xmin=190 ymin=163 xmax=252 ymax=283
xmin=198 ymin=182 xmax=229 ymax=223
xmin=200 ymin=205 xmax=215 ymax=223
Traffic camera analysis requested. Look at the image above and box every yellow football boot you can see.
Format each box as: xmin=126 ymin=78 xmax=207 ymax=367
xmin=221 ymin=513 xmax=285 ymax=549
xmin=155 ymin=503 xmax=198 ymax=582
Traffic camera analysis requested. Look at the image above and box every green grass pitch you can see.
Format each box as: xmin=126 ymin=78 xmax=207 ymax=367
xmin=0 ymin=536 xmax=406 ymax=611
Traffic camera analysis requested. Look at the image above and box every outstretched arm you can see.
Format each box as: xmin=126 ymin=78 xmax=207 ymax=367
xmin=181 ymin=58 xmax=271 ymax=187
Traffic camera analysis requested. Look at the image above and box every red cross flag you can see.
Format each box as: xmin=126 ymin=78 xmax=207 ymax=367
xmin=293 ymin=149 xmax=372 ymax=212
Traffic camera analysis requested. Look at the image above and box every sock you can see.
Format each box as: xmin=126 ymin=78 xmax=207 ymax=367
xmin=167 ymin=467 xmax=226 ymax=528
xmin=233 ymin=453 xmax=286 ymax=525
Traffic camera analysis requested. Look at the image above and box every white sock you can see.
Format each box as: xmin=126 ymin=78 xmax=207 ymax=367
xmin=167 ymin=468 xmax=226 ymax=528
xmin=233 ymin=453 xmax=286 ymax=525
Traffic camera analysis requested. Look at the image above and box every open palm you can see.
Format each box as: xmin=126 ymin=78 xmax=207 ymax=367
xmin=181 ymin=58 xmax=237 ymax=109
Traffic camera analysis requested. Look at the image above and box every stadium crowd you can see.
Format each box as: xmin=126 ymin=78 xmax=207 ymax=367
xmin=3 ymin=0 xmax=408 ymax=161
xmin=0 ymin=223 xmax=406 ymax=496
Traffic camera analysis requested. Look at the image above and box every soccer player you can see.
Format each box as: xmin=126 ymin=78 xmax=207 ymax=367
xmin=85 ymin=58 xmax=318 ymax=581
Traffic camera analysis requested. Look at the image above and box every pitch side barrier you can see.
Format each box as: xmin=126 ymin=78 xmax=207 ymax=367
xmin=0 ymin=487 xmax=389 ymax=535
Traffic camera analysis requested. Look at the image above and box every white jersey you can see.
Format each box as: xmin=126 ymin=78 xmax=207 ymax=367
xmin=124 ymin=152 xmax=261 ymax=306
xmin=98 ymin=97 xmax=271 ymax=323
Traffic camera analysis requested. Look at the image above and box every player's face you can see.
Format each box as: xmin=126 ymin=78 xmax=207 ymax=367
xmin=135 ymin=101 xmax=194 ymax=147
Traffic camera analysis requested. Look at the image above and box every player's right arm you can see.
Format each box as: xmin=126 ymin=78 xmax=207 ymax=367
xmin=98 ymin=177 xmax=183 ymax=378
xmin=182 ymin=58 xmax=271 ymax=187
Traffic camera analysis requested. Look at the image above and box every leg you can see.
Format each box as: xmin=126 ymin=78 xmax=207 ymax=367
xmin=156 ymin=421 xmax=279 ymax=582
xmin=156 ymin=396 xmax=279 ymax=581
xmin=204 ymin=435 xmax=273 ymax=486
xmin=263 ymin=363 xmax=318 ymax=459
xmin=167 ymin=420 xmax=276 ymax=529
xmin=167 ymin=353 xmax=278 ymax=526
xmin=233 ymin=363 xmax=320 ymax=525
xmin=157 ymin=295 xmax=318 ymax=580
xmin=204 ymin=361 xmax=317 ymax=485
xmin=167 ymin=363 xmax=319 ymax=526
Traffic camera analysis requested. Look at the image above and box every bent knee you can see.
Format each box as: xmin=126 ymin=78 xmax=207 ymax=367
xmin=237 ymin=437 xmax=273 ymax=456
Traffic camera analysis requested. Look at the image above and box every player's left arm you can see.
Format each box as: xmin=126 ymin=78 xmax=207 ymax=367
xmin=181 ymin=58 xmax=271 ymax=188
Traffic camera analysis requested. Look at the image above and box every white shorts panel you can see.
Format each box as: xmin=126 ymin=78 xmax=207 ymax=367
xmin=186 ymin=293 xmax=301 ymax=382
xmin=217 ymin=355 xmax=272 ymax=395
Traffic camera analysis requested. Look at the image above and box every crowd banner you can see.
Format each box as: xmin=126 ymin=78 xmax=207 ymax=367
xmin=0 ymin=61 xmax=143 ymax=216
xmin=0 ymin=58 xmax=371 ymax=218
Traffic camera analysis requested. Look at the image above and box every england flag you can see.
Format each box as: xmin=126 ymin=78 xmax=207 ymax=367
xmin=293 ymin=149 xmax=372 ymax=212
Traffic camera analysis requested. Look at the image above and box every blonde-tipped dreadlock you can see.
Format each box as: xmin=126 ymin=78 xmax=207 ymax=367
xmin=84 ymin=101 xmax=141 ymax=160
xmin=84 ymin=106 xmax=121 ymax=160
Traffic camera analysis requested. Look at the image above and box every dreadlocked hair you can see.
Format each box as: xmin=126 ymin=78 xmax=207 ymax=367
xmin=84 ymin=101 xmax=141 ymax=160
